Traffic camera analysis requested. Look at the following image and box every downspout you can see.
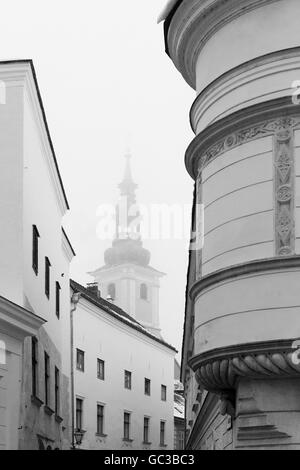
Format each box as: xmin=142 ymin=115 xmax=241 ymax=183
xmin=70 ymin=291 xmax=81 ymax=450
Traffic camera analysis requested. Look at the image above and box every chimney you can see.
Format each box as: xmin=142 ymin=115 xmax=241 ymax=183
xmin=86 ymin=282 xmax=100 ymax=298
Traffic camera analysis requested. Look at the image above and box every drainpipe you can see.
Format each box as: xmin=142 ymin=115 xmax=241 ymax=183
xmin=70 ymin=291 xmax=81 ymax=450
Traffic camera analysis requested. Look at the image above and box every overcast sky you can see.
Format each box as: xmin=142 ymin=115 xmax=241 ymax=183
xmin=1 ymin=0 xmax=195 ymax=354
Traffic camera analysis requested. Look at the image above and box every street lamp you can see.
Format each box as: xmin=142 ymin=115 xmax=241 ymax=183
xmin=74 ymin=429 xmax=85 ymax=447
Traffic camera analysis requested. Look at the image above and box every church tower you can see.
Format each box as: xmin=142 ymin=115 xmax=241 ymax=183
xmin=90 ymin=153 xmax=164 ymax=338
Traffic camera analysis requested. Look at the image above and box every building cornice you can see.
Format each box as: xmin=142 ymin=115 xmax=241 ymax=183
xmin=190 ymin=255 xmax=300 ymax=301
xmin=0 ymin=60 xmax=70 ymax=214
xmin=165 ymin=0 xmax=281 ymax=88
xmin=62 ymin=227 xmax=76 ymax=261
xmin=189 ymin=47 xmax=300 ymax=134
xmin=189 ymin=339 xmax=300 ymax=394
xmin=0 ymin=295 xmax=45 ymax=340
xmin=185 ymin=97 xmax=300 ymax=180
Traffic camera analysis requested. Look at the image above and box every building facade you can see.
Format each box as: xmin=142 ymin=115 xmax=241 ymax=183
xmin=0 ymin=60 xmax=74 ymax=449
xmin=71 ymin=280 xmax=175 ymax=450
xmin=161 ymin=0 xmax=300 ymax=449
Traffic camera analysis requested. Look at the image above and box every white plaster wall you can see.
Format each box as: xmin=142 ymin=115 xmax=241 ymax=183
xmin=194 ymin=269 xmax=300 ymax=354
xmin=0 ymin=82 xmax=24 ymax=306
xmin=196 ymin=0 xmax=300 ymax=94
xmin=74 ymin=299 xmax=174 ymax=450
xmin=22 ymin=90 xmax=71 ymax=375
xmin=201 ymin=136 xmax=274 ymax=275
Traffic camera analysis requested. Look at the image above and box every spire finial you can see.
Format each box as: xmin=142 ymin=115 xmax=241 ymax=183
xmin=118 ymin=151 xmax=137 ymax=196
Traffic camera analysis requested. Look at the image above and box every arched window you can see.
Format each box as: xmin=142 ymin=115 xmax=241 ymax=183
xmin=108 ymin=283 xmax=116 ymax=300
xmin=140 ymin=283 xmax=148 ymax=300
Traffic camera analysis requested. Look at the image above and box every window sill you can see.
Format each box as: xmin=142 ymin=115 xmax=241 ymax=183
xmin=44 ymin=405 xmax=55 ymax=416
xmin=122 ymin=438 xmax=134 ymax=443
xmin=76 ymin=368 xmax=85 ymax=373
xmin=159 ymin=444 xmax=168 ymax=448
xmin=31 ymin=395 xmax=44 ymax=408
xmin=95 ymin=433 xmax=107 ymax=438
xmin=142 ymin=442 xmax=152 ymax=446
xmin=55 ymin=414 xmax=63 ymax=424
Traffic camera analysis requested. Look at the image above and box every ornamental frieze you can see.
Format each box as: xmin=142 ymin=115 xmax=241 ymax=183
xmin=198 ymin=116 xmax=300 ymax=172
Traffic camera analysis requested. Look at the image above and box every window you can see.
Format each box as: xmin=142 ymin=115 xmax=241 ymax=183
xmin=144 ymin=378 xmax=151 ymax=396
xmin=143 ymin=417 xmax=150 ymax=444
xmin=76 ymin=349 xmax=85 ymax=372
xmin=76 ymin=398 xmax=83 ymax=431
xmin=140 ymin=283 xmax=148 ymax=300
xmin=32 ymin=337 xmax=38 ymax=397
xmin=160 ymin=421 xmax=166 ymax=446
xmin=97 ymin=404 xmax=105 ymax=435
xmin=45 ymin=258 xmax=51 ymax=298
xmin=123 ymin=412 xmax=131 ymax=440
xmin=161 ymin=385 xmax=167 ymax=401
xmin=55 ymin=282 xmax=61 ymax=318
xmin=44 ymin=352 xmax=50 ymax=406
xmin=54 ymin=367 xmax=60 ymax=415
xmin=32 ymin=225 xmax=40 ymax=275
xmin=97 ymin=359 xmax=105 ymax=380
xmin=124 ymin=370 xmax=132 ymax=390
xmin=108 ymin=283 xmax=116 ymax=300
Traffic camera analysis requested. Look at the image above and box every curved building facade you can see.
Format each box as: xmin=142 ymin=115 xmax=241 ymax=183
xmin=162 ymin=0 xmax=300 ymax=449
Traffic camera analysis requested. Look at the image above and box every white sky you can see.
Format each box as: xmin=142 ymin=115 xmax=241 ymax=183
xmin=0 ymin=0 xmax=195 ymax=354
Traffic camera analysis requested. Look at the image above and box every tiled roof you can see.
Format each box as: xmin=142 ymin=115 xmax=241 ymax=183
xmin=70 ymin=279 xmax=177 ymax=353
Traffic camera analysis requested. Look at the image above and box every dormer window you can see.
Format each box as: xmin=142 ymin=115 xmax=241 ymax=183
xmin=140 ymin=283 xmax=148 ymax=300
xmin=108 ymin=283 xmax=116 ymax=300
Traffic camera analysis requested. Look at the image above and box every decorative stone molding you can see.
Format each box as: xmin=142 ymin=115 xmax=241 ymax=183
xmin=189 ymin=339 xmax=300 ymax=395
xmin=274 ymin=129 xmax=295 ymax=256
xmin=190 ymin=255 xmax=300 ymax=301
xmin=186 ymin=97 xmax=300 ymax=179
xmin=189 ymin=47 xmax=300 ymax=134
xmin=165 ymin=0 xmax=280 ymax=88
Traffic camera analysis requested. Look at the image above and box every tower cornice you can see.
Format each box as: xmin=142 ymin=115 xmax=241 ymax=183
xmin=165 ymin=0 xmax=280 ymax=89
xmin=185 ymin=97 xmax=300 ymax=180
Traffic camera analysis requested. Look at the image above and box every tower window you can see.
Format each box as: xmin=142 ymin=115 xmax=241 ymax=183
xmin=140 ymin=283 xmax=148 ymax=300
xmin=108 ymin=283 xmax=116 ymax=300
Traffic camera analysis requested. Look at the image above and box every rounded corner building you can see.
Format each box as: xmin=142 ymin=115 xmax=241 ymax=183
xmin=161 ymin=0 xmax=300 ymax=450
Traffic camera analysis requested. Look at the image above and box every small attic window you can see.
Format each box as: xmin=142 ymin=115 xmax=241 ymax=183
xmin=140 ymin=283 xmax=148 ymax=300
xmin=108 ymin=283 xmax=116 ymax=300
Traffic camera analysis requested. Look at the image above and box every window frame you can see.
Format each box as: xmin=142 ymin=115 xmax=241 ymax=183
xmin=54 ymin=366 xmax=60 ymax=416
xmin=97 ymin=358 xmax=105 ymax=380
xmin=140 ymin=283 xmax=148 ymax=300
xmin=124 ymin=370 xmax=132 ymax=390
xmin=144 ymin=378 xmax=151 ymax=396
xmin=45 ymin=257 xmax=51 ymax=299
xmin=32 ymin=225 xmax=40 ymax=275
xmin=123 ymin=412 xmax=131 ymax=441
xmin=31 ymin=337 xmax=38 ymax=397
xmin=97 ymin=403 xmax=105 ymax=435
xmin=143 ymin=416 xmax=150 ymax=444
xmin=108 ymin=283 xmax=116 ymax=300
xmin=160 ymin=420 xmax=166 ymax=446
xmin=76 ymin=397 xmax=83 ymax=431
xmin=76 ymin=349 xmax=85 ymax=372
xmin=44 ymin=352 xmax=50 ymax=406
xmin=161 ymin=384 xmax=167 ymax=402
xmin=55 ymin=282 xmax=61 ymax=318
